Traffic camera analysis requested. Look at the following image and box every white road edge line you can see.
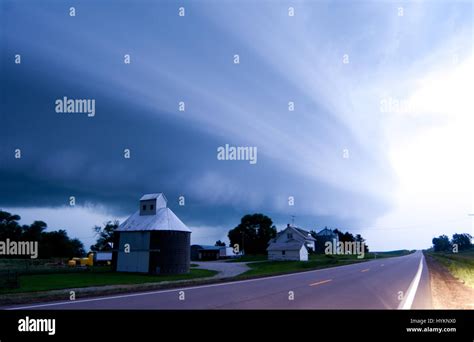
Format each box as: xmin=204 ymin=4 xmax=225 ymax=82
xmin=6 ymin=254 xmax=408 ymax=310
xmin=398 ymin=255 xmax=424 ymax=310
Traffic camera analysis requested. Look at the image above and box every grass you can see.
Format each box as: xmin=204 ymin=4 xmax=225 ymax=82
xmin=370 ymin=250 xmax=415 ymax=259
xmin=240 ymin=250 xmax=413 ymax=278
xmin=425 ymin=248 xmax=474 ymax=288
xmin=0 ymin=258 xmax=73 ymax=275
xmin=0 ymin=268 xmax=217 ymax=294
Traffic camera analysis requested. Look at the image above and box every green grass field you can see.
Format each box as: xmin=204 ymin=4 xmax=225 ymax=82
xmin=370 ymin=250 xmax=415 ymax=259
xmin=425 ymin=249 xmax=474 ymax=288
xmin=0 ymin=258 xmax=73 ymax=274
xmin=240 ymin=250 xmax=413 ymax=277
xmin=0 ymin=268 xmax=217 ymax=294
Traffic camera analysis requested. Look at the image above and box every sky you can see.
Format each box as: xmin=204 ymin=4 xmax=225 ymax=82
xmin=0 ymin=0 xmax=473 ymax=251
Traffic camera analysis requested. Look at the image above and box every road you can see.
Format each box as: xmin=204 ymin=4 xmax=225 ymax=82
xmin=193 ymin=260 xmax=250 ymax=278
xmin=5 ymin=251 xmax=432 ymax=310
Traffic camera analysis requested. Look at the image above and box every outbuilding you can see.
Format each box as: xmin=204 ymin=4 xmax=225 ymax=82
xmin=267 ymin=241 xmax=308 ymax=261
xmin=190 ymin=245 xmax=221 ymax=261
xmin=191 ymin=245 xmax=237 ymax=260
xmin=113 ymin=193 xmax=191 ymax=274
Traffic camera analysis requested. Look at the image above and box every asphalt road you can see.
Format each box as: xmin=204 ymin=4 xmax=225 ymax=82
xmin=6 ymin=251 xmax=431 ymax=310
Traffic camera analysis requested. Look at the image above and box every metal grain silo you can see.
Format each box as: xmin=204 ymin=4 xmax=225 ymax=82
xmin=149 ymin=230 xmax=190 ymax=274
xmin=114 ymin=193 xmax=191 ymax=274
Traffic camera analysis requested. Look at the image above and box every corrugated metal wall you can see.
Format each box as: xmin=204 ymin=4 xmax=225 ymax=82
xmin=116 ymin=231 xmax=150 ymax=273
xmin=149 ymin=231 xmax=190 ymax=274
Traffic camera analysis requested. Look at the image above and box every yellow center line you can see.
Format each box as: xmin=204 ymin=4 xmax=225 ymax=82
xmin=361 ymin=268 xmax=370 ymax=272
xmin=309 ymin=279 xmax=332 ymax=287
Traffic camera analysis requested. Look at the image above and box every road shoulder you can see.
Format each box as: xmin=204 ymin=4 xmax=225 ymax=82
xmin=424 ymin=253 xmax=474 ymax=309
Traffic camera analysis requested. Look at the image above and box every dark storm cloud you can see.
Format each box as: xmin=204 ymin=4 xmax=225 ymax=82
xmin=0 ymin=0 xmax=397 ymax=233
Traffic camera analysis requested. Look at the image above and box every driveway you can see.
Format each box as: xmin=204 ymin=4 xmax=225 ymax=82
xmin=193 ymin=261 xmax=250 ymax=279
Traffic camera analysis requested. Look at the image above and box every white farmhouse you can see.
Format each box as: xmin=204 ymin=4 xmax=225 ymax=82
xmin=267 ymin=224 xmax=316 ymax=261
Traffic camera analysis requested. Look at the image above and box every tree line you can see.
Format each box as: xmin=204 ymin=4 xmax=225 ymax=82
xmin=0 ymin=210 xmax=85 ymax=258
xmin=432 ymin=233 xmax=472 ymax=252
xmin=226 ymin=213 xmax=368 ymax=254
xmin=1 ymin=209 xmax=373 ymax=257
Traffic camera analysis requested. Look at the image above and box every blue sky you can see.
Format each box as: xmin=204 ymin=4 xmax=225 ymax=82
xmin=1 ymin=0 xmax=472 ymax=250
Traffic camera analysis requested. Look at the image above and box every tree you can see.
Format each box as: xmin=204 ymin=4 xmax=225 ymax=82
xmin=342 ymin=232 xmax=356 ymax=243
xmin=228 ymin=214 xmax=277 ymax=254
xmin=91 ymin=221 xmax=119 ymax=251
xmin=0 ymin=210 xmax=85 ymax=258
xmin=333 ymin=229 xmax=343 ymax=242
xmin=69 ymin=238 xmax=86 ymax=257
xmin=451 ymin=233 xmax=472 ymax=251
xmin=310 ymin=230 xmax=324 ymax=253
xmin=40 ymin=230 xmax=85 ymax=258
xmin=334 ymin=229 xmax=356 ymax=243
xmin=354 ymin=234 xmax=369 ymax=253
xmin=22 ymin=221 xmax=47 ymax=241
xmin=0 ymin=210 xmax=23 ymax=241
xmin=432 ymin=235 xmax=451 ymax=252
xmin=215 ymin=240 xmax=226 ymax=247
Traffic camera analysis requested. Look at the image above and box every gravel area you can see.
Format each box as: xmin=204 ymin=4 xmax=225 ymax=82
xmin=425 ymin=254 xmax=474 ymax=309
xmin=193 ymin=261 xmax=250 ymax=278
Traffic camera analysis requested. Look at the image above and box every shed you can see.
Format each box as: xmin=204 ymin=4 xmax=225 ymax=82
xmin=190 ymin=245 xmax=221 ymax=261
xmin=94 ymin=251 xmax=112 ymax=265
xmin=219 ymin=247 xmax=236 ymax=258
xmin=267 ymin=241 xmax=308 ymax=261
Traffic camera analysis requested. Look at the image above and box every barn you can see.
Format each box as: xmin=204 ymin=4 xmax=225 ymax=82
xmin=113 ymin=193 xmax=191 ymax=274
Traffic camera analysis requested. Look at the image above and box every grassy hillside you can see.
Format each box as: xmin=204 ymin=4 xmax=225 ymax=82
xmin=425 ymin=249 xmax=474 ymax=288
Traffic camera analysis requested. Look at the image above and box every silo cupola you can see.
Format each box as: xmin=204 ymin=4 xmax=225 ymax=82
xmin=139 ymin=193 xmax=167 ymax=216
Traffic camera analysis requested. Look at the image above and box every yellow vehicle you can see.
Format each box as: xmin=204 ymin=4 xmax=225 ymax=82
xmin=69 ymin=253 xmax=94 ymax=267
